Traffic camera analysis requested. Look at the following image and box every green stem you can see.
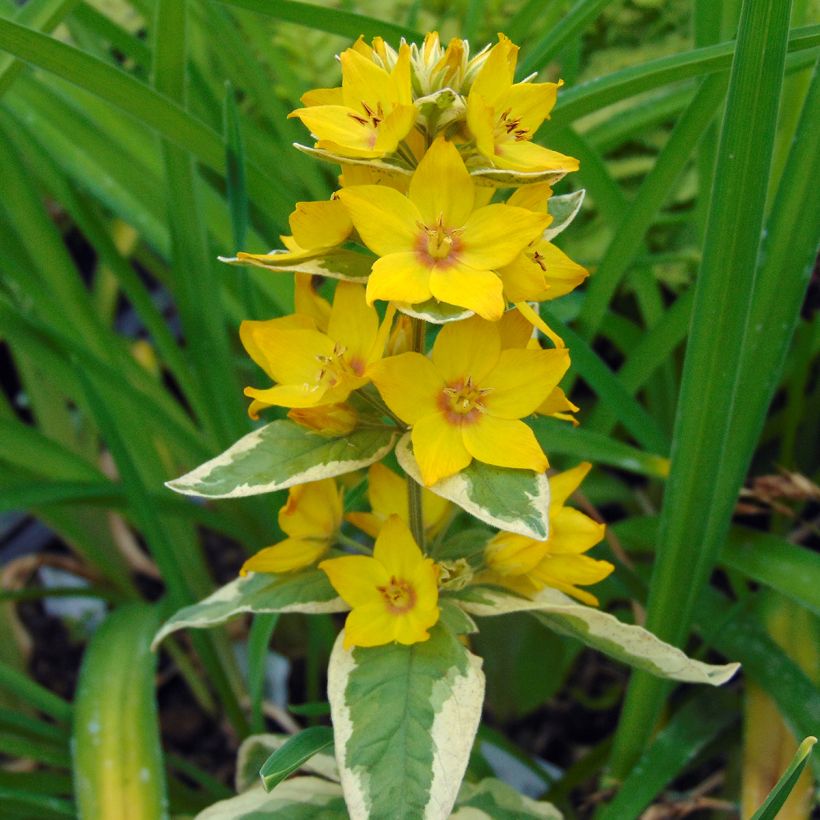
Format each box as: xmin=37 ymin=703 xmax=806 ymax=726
xmin=407 ymin=318 xmax=426 ymax=550
xmin=357 ymin=388 xmax=406 ymax=429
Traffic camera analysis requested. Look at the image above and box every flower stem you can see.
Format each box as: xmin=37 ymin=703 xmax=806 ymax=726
xmin=407 ymin=317 xmax=426 ymax=551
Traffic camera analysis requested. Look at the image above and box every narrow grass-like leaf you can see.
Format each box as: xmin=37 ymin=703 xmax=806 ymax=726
xmin=248 ymin=614 xmax=279 ymax=734
xmin=0 ymin=662 xmax=71 ymax=725
xmin=215 ymin=0 xmax=421 ymax=42
xmin=236 ymin=734 xmax=340 ymax=792
xmin=611 ymin=0 xmax=797 ymax=776
xmin=0 ymin=788 xmax=74 ymax=818
xmin=750 ymin=736 xmax=818 ymax=820
xmin=259 ymin=727 xmax=335 ymax=792
xmin=597 ymin=690 xmax=738 ymax=819
xmin=72 ymin=604 xmax=167 ymax=820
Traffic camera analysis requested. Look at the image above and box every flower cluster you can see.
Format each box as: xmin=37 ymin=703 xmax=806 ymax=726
xmin=231 ymin=32 xmax=612 ymax=648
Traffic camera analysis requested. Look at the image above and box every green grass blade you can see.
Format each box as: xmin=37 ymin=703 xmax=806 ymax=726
xmin=577 ymin=74 xmax=727 ymax=338
xmin=259 ymin=726 xmax=335 ymax=792
xmin=550 ymin=25 xmax=818 ymax=128
xmin=0 ymin=16 xmax=291 ymax=222
xmin=518 ymin=0 xmax=615 ymax=77
xmin=248 ymin=613 xmax=279 ymax=735
xmin=214 ymin=0 xmax=421 ymax=42
xmin=610 ymin=0 xmax=797 ymax=777
xmin=596 ymin=690 xmax=737 ymax=819
xmin=72 ymin=604 xmax=167 ymax=820
xmin=750 ymin=736 xmax=818 ymax=820
xmin=0 ymin=788 xmax=74 ymax=818
xmin=0 ymin=662 xmax=71 ymax=724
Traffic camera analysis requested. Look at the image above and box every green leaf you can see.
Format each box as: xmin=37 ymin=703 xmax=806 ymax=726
xmin=73 ymin=604 xmax=167 ymax=820
xmin=455 ymin=778 xmax=563 ymax=819
xmin=259 ymin=727 xmax=335 ymax=792
xmin=597 ymin=690 xmax=738 ymax=819
xmin=235 ymin=734 xmax=339 ymax=793
xmin=750 ymin=736 xmax=818 ymax=820
xmin=545 ymin=189 xmax=585 ymax=241
xmin=328 ymin=624 xmax=484 ymax=819
xmin=196 ymin=778 xmax=347 ymax=820
xmin=470 ymin=167 xmax=570 ymax=187
xmin=152 ymin=570 xmax=347 ymax=650
xmin=395 ymin=433 xmax=550 ymax=539
xmin=220 ymin=248 xmax=373 ymax=283
xmin=456 ymin=586 xmax=739 ymax=685
xmin=167 ymin=420 xmax=396 ymax=499
xmin=396 ymin=300 xmax=474 ymax=324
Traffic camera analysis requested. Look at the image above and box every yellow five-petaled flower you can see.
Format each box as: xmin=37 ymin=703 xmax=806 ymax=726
xmin=320 ymin=515 xmax=440 ymax=649
xmin=338 ymin=136 xmax=550 ymax=320
xmin=370 ymin=315 xmax=570 ymax=486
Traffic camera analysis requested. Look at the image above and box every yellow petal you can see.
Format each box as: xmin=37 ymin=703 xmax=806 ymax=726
xmin=289 ymin=198 xmax=352 ymax=250
xmin=498 ymin=254 xmax=550 ymax=302
xmin=300 ymin=86 xmax=344 ymax=107
xmin=366 ymin=252 xmax=433 ymax=306
xmin=244 ymin=382 xmax=328 ymax=410
xmin=548 ymin=507 xmax=606 ymax=554
xmin=372 ymin=104 xmax=418 ymax=154
xmin=507 ymin=183 xmax=553 ymax=213
xmin=369 ymin=353 xmax=444 ymax=424
xmin=412 ymin=411 xmax=472 ymax=486
xmin=537 ymin=387 xmax=579 ymax=423
xmin=460 ymin=204 xmax=550 ymax=270
xmin=289 ymin=105 xmax=383 ymax=157
xmin=505 ymin=81 xmax=560 ymax=134
xmin=367 ymin=463 xmax=407 ymax=520
xmin=241 ymin=326 xmax=332 ymax=386
xmin=482 ymin=348 xmax=570 ymax=419
xmin=493 ymin=140 xmax=580 ymax=173
xmin=408 ymin=137 xmax=475 ymax=227
xmin=515 ymin=301 xmax=565 ymax=348
xmin=465 ymin=93 xmax=497 ymax=160
xmin=337 ymin=186 xmax=420 ymax=256
xmin=431 ymin=315 xmax=501 ymax=384
xmin=327 ymin=283 xmax=379 ymax=364
xmin=241 ymin=537 xmax=329 ymax=575
xmin=531 ymin=554 xmax=614 ymax=600
xmin=392 ymin=606 xmax=438 ymax=645
xmin=319 ymin=555 xmax=388 ymax=607
xmin=373 ymin=514 xmax=423 ymax=578
xmin=294 ymin=275 xmax=332 ymax=332
xmin=461 ymin=416 xmax=547 ymax=473
xmin=497 ymin=307 xmax=537 ymax=349
xmin=537 ymin=242 xmax=589 ymax=301
xmin=485 ymin=531 xmax=549 ymax=576
xmin=239 ymin=315 xmax=315 ymax=374
xmin=469 ymin=34 xmax=517 ymax=106
xmin=345 ymin=511 xmax=384 ymax=539
xmin=278 ymin=479 xmax=342 ymax=539
xmin=428 ymin=261 xmax=505 ymax=320
xmin=549 ymin=462 xmax=592 ymax=509
xmin=340 ymin=47 xmax=397 ymax=109
xmin=288 ymin=403 xmax=358 ymax=436
xmin=343 ymin=601 xmax=398 ymax=648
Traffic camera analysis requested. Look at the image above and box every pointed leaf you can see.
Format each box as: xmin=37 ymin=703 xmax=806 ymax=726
xmin=396 ymin=433 xmax=550 ymax=539
xmin=471 ymin=168 xmax=570 ymax=188
xmin=152 ymin=570 xmax=347 ymax=650
xmin=220 ymin=248 xmax=373 ymax=283
xmin=544 ymin=189 xmax=585 ymax=241
xmin=196 ymin=778 xmax=346 ymax=820
xmin=236 ymin=734 xmax=339 ymax=793
xmin=167 ymin=420 xmax=396 ymax=499
xmin=396 ymin=300 xmax=474 ymax=324
xmin=328 ymin=624 xmax=484 ymax=819
xmin=750 ymin=736 xmax=818 ymax=820
xmin=259 ymin=727 xmax=335 ymax=792
xmin=456 ymin=586 xmax=739 ymax=685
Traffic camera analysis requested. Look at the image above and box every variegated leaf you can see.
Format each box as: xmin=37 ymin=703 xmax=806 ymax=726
xmin=545 ymin=190 xmax=585 ymax=241
xmin=456 ymin=586 xmax=740 ymax=685
xmin=328 ymin=624 xmax=485 ymax=820
xmin=196 ymin=778 xmax=346 ymax=819
xmin=395 ymin=433 xmax=550 ymax=539
xmin=235 ymin=733 xmax=340 ymax=793
xmin=453 ymin=778 xmax=563 ymax=819
xmin=151 ymin=570 xmax=346 ymax=650
xmin=397 ymin=299 xmax=474 ymax=324
xmin=219 ymin=247 xmax=372 ymax=283
xmin=294 ymin=143 xmax=412 ymax=179
xmin=167 ymin=420 xmax=396 ymax=499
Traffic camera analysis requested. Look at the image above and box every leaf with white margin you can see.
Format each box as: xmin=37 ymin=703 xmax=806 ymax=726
xmin=167 ymin=420 xmax=396 ymax=499
xmin=196 ymin=778 xmax=347 ymax=819
xmin=545 ymin=189 xmax=585 ymax=241
xmin=295 ymin=143 xmax=412 ymax=178
xmin=328 ymin=624 xmax=484 ymax=820
xmin=395 ymin=433 xmax=550 ymax=540
xmin=219 ymin=247 xmax=373 ymax=283
xmin=470 ymin=167 xmax=570 ymax=189
xmin=151 ymin=570 xmax=347 ymax=650
xmin=456 ymin=586 xmax=740 ymax=685
xmin=235 ymin=733 xmax=339 ymax=793
xmin=397 ymin=299 xmax=474 ymax=324
xmin=452 ymin=778 xmax=563 ymax=819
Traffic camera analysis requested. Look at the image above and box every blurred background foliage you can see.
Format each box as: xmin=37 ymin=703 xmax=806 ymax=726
xmin=0 ymin=0 xmax=818 ymax=817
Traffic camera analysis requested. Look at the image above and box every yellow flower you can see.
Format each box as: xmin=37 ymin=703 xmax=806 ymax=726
xmin=466 ymin=34 xmax=579 ymax=173
xmin=482 ymin=463 xmax=613 ymax=604
xmin=347 ymin=463 xmax=451 ymax=538
xmin=369 ymin=315 xmax=569 ymax=486
xmin=338 ymin=137 xmax=549 ymax=320
xmin=497 ymin=184 xmax=588 ymax=302
xmin=289 ymin=43 xmax=417 ymax=158
xmin=320 ymin=515 xmax=440 ymax=648
xmin=241 ymin=479 xmax=342 ymax=574
xmin=240 ymin=283 xmax=395 ymax=417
